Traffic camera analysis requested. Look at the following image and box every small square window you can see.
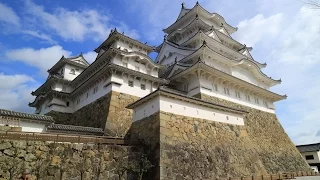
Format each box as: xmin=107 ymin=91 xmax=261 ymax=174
xmin=306 ymin=155 xmax=314 ymax=160
xmin=141 ymin=84 xmax=146 ymax=90
xmin=66 ymin=102 xmax=69 ymax=107
xmin=123 ymin=62 xmax=128 ymax=67
xmin=128 ymin=81 xmax=134 ymax=87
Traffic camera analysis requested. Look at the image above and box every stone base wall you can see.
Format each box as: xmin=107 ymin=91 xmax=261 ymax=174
xmin=0 ymin=140 xmax=142 ymax=180
xmin=159 ymin=111 xmax=267 ymax=179
xmin=105 ymin=91 xmax=139 ymax=137
xmin=198 ymin=93 xmax=310 ymax=173
xmin=46 ymin=111 xmax=72 ymax=125
xmin=46 ymin=91 xmax=138 ymax=137
xmin=69 ymin=92 xmax=112 ymax=128
xmin=129 ymin=113 xmax=160 ymax=180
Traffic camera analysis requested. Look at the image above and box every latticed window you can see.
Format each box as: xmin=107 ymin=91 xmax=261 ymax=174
xmin=141 ymin=84 xmax=146 ymax=90
xmin=245 ymin=95 xmax=251 ymax=101
xmin=213 ymin=84 xmax=218 ymax=91
xmin=129 ymin=81 xmax=134 ymax=87
xmin=235 ymin=91 xmax=241 ymax=98
xmin=93 ymin=86 xmax=99 ymax=94
xmin=224 ymin=87 xmax=230 ymax=95
xmin=254 ymin=97 xmax=259 ymax=104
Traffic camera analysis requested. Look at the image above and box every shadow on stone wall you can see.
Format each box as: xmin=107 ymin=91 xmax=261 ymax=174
xmin=46 ymin=91 xmax=139 ymax=137
xmin=198 ymin=93 xmax=310 ymax=173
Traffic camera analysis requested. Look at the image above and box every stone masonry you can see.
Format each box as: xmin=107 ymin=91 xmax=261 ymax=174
xmin=46 ymin=91 xmax=138 ymax=137
xmin=0 ymin=139 xmax=142 ymax=180
xmin=198 ymin=93 xmax=309 ymax=173
xmin=128 ymin=113 xmax=161 ymax=179
xmin=128 ymin=94 xmax=310 ymax=179
xmin=105 ymin=91 xmax=139 ymax=137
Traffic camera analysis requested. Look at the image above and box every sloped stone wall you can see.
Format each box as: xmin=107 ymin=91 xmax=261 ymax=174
xmin=69 ymin=92 xmax=112 ymax=128
xmin=45 ymin=92 xmax=111 ymax=128
xmin=46 ymin=111 xmax=72 ymax=125
xmin=129 ymin=113 xmax=161 ymax=180
xmin=198 ymin=93 xmax=310 ymax=173
xmin=105 ymin=91 xmax=139 ymax=137
xmin=158 ymin=111 xmax=267 ymax=179
xmin=0 ymin=140 xmax=142 ymax=180
xmin=46 ymin=91 xmax=138 ymax=137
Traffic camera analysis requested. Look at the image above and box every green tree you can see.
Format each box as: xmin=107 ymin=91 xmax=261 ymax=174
xmin=129 ymin=153 xmax=153 ymax=180
xmin=113 ymin=153 xmax=128 ymax=180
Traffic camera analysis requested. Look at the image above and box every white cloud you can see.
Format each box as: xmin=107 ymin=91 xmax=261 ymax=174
xmin=233 ymin=13 xmax=284 ymax=47
xmin=5 ymin=45 xmax=98 ymax=75
xmin=83 ymin=51 xmax=97 ymax=64
xmin=0 ymin=73 xmax=37 ymax=113
xmin=235 ymin=6 xmax=320 ymax=144
xmin=22 ymin=30 xmax=57 ymax=44
xmin=5 ymin=45 xmax=72 ymax=76
xmin=23 ymin=0 xmax=139 ymax=42
xmin=0 ymin=2 xmax=20 ymax=26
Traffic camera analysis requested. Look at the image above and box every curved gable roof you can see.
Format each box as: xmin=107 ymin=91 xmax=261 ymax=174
xmin=164 ymin=2 xmax=237 ymax=35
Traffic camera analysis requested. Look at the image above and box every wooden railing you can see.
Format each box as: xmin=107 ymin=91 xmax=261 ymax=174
xmin=0 ymin=131 xmax=138 ymax=145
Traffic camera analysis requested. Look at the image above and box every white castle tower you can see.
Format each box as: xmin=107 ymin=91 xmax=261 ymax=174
xmin=154 ymin=2 xmax=286 ymax=113
xmin=28 ymin=2 xmax=309 ymax=179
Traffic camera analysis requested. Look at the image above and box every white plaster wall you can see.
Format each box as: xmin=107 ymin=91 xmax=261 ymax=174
xmin=185 ymin=77 xmax=275 ymax=113
xmin=63 ymin=64 xmax=84 ymax=81
xmin=301 ymin=151 xmax=320 ymax=164
xmin=20 ymin=121 xmax=46 ymax=132
xmin=133 ymin=96 xmax=160 ymax=121
xmin=73 ymin=78 xmax=111 ymax=111
xmin=132 ymin=95 xmax=244 ymax=125
xmin=204 ymin=58 xmax=231 ymax=74
xmin=72 ymin=73 xmax=158 ymax=112
xmin=53 ymin=82 xmax=73 ymax=93
xmin=112 ymin=53 xmax=158 ymax=77
xmin=158 ymin=43 xmax=193 ymax=65
xmin=111 ymin=74 xmax=156 ymax=97
xmin=115 ymin=39 xmax=148 ymax=55
xmin=232 ymin=67 xmax=258 ymax=86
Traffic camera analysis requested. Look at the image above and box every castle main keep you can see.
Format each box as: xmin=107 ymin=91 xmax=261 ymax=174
xmin=28 ymin=2 xmax=310 ymax=179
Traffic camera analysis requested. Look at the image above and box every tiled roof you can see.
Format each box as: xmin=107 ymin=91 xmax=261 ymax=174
xmin=0 ymin=109 xmax=54 ymax=123
xmin=296 ymin=143 xmax=320 ymax=153
xmin=47 ymin=124 xmax=104 ymax=134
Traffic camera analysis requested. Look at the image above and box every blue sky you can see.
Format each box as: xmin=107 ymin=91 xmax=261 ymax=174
xmin=0 ymin=0 xmax=319 ymax=145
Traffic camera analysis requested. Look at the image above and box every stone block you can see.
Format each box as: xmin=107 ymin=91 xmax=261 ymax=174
xmin=0 ymin=141 xmax=12 ymax=150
